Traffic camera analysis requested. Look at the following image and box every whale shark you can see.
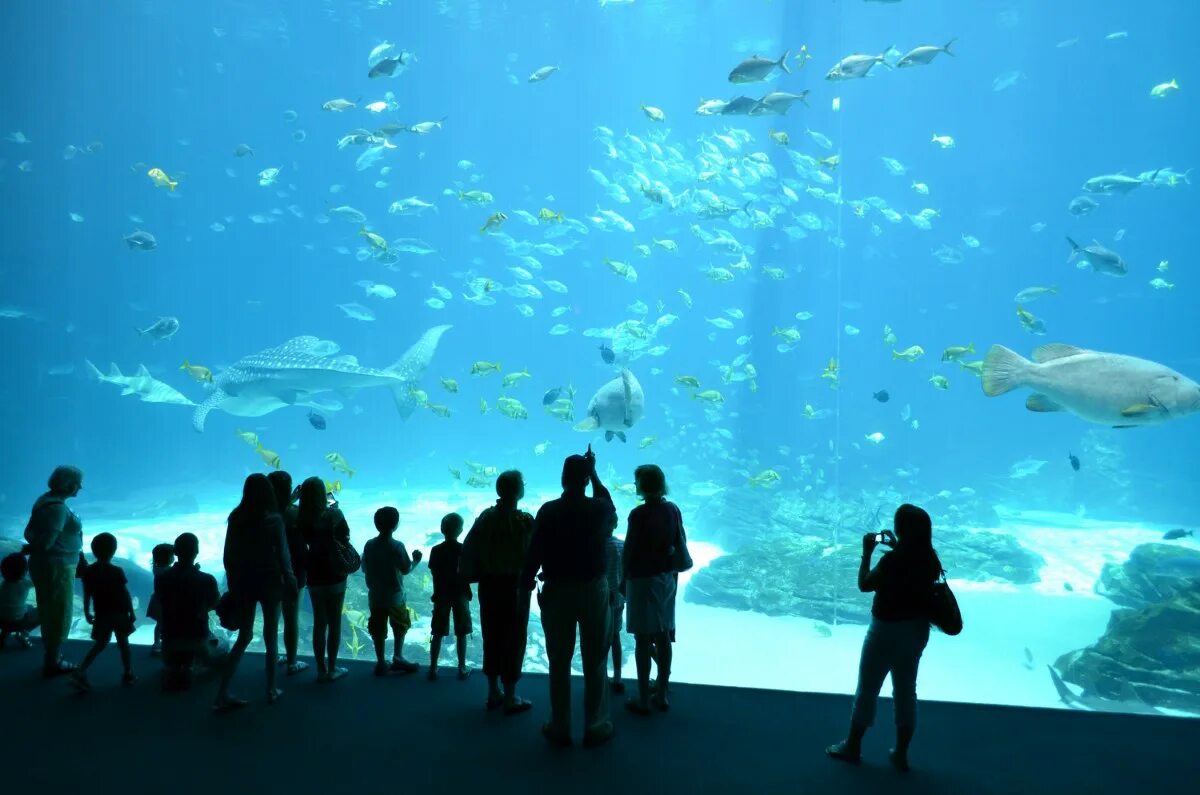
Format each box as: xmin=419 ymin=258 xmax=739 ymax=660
xmin=192 ymin=325 xmax=451 ymax=432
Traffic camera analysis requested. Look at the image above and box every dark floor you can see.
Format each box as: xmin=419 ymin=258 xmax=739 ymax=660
xmin=3 ymin=640 xmax=1197 ymax=794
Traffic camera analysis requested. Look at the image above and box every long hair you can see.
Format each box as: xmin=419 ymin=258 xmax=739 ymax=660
xmin=894 ymin=503 xmax=943 ymax=581
xmin=296 ymin=476 xmax=328 ymax=532
xmin=267 ymin=470 xmax=294 ymax=515
xmin=229 ymin=473 xmax=278 ymax=525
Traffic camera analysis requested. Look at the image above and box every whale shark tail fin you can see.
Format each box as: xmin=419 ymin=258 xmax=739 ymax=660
xmin=387 ymin=325 xmax=452 ymax=419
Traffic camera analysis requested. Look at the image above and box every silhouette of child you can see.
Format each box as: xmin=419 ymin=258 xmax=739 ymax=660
xmin=156 ymin=532 xmax=220 ymax=692
xmin=428 ymin=512 xmax=473 ymax=681
xmin=362 ymin=507 xmax=422 ymax=676
xmin=70 ymin=533 xmax=136 ymax=691
xmin=0 ymin=552 xmax=40 ymax=649
xmin=146 ymin=542 xmax=175 ymax=656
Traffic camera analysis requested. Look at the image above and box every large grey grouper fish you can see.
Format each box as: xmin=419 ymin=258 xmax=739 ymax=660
xmin=192 ymin=325 xmax=450 ymax=432
xmin=982 ymin=343 xmax=1200 ymax=427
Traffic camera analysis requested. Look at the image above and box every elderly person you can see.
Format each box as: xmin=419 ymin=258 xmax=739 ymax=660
xmin=460 ymin=470 xmax=536 ymax=714
xmin=622 ymin=464 xmax=689 ymax=715
xmin=23 ymin=465 xmax=86 ymax=677
xmin=216 ymin=474 xmax=296 ymax=711
xmin=826 ymin=503 xmax=945 ymax=772
xmin=523 ymin=446 xmax=617 ymax=749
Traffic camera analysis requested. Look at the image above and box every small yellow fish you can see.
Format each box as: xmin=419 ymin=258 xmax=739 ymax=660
xmin=480 ymin=399 xmax=490 ymax=415
xmin=440 ymin=378 xmax=459 ymax=393
xmin=428 ymin=403 xmax=452 ymax=418
xmin=693 ymin=390 xmax=725 ymax=404
xmin=255 ymin=442 xmax=281 ymax=470
xmin=501 ymin=368 xmax=531 ymax=388
xmin=674 ymin=375 xmax=700 ymax=388
xmin=929 ymin=375 xmax=950 ymax=390
xmin=749 ymin=470 xmax=781 ymax=488
xmin=817 ymin=154 xmax=840 ymax=170
xmin=325 ymin=479 xmax=342 ymax=495
xmin=677 ymin=289 xmax=693 ymax=308
xmin=892 ymin=345 xmax=925 ymax=361
xmin=471 ymin=361 xmax=502 ymax=376
xmin=1157 ymin=260 xmax=1170 ymax=272
xmin=448 ymin=466 xmax=461 ymax=480
xmin=480 ymin=212 xmax=508 ymax=234
xmin=325 ymin=452 xmax=356 ymax=479
xmin=768 ymin=129 xmax=789 ymax=146
xmin=795 ymin=45 xmax=813 ymax=68
xmin=180 ymin=359 xmax=212 ymax=383
xmin=147 ymin=167 xmax=178 ymax=191
xmin=638 ymin=436 xmax=656 ymax=450
xmin=235 ymin=429 xmax=258 ymax=447
xmin=359 ymin=226 xmax=388 ymax=252
xmin=537 ymin=208 xmax=564 ymax=223
xmin=941 ymin=344 xmax=975 ymax=362
xmin=821 ymin=358 xmax=839 ymax=387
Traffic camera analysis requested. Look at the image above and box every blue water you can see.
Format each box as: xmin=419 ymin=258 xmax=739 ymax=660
xmin=1 ymin=0 xmax=1196 ymax=712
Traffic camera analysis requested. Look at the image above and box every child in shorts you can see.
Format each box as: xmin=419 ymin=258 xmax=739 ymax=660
xmin=427 ymin=513 xmax=473 ymax=681
xmin=70 ymin=533 xmax=136 ymax=691
xmin=147 ymin=542 xmax=176 ymax=656
xmin=0 ymin=552 xmax=39 ymax=649
xmin=362 ymin=506 xmax=422 ymax=677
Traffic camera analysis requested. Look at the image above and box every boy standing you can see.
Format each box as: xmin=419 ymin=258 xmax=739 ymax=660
xmin=427 ymin=513 xmax=473 ymax=681
xmin=363 ymin=507 xmax=423 ymax=676
xmin=70 ymin=533 xmax=137 ymax=691
xmin=155 ymin=533 xmax=220 ymax=692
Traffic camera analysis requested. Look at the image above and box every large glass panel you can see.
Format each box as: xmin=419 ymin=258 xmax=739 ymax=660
xmin=1 ymin=0 xmax=1195 ymax=717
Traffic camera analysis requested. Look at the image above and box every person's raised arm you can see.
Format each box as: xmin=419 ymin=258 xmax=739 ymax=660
xmin=858 ymin=532 xmax=884 ymax=592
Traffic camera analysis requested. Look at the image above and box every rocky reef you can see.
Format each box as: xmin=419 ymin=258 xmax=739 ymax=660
xmin=685 ymin=522 xmax=1043 ymax=625
xmin=1056 ymin=580 xmax=1200 ymax=714
xmin=1095 ymin=542 xmax=1200 ymax=609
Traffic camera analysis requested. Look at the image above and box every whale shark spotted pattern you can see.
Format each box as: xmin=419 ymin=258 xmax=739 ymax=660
xmin=192 ymin=325 xmax=451 ymax=431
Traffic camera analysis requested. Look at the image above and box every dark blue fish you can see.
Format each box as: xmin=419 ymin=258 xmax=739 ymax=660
xmin=307 ymin=410 xmax=327 ymax=430
xmin=542 ymin=387 xmax=563 ymax=406
xmin=599 ymin=344 xmax=615 ymax=364
xmin=1163 ymin=528 xmax=1193 ymax=541
xmin=1068 ymin=452 xmax=1080 ymax=472
xmin=872 ymin=390 xmax=889 ymax=403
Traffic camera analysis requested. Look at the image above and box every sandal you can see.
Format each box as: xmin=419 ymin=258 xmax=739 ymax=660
xmin=504 ymin=697 xmax=533 ymax=715
xmin=286 ymin=661 xmax=309 ymax=675
xmin=825 ymin=742 xmax=862 ymax=765
xmin=267 ymin=688 xmax=284 ymax=705
xmin=625 ymin=700 xmax=653 ymax=716
xmin=327 ymin=667 xmax=348 ymax=682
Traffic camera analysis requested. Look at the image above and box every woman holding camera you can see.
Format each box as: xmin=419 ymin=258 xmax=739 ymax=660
xmin=826 ymin=503 xmax=944 ymax=772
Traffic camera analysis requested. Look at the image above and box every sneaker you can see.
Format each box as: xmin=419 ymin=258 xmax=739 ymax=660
xmin=327 ymin=667 xmax=349 ymax=682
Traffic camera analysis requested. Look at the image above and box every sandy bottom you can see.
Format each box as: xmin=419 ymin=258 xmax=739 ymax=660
xmin=61 ymin=489 xmax=1200 ymax=716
